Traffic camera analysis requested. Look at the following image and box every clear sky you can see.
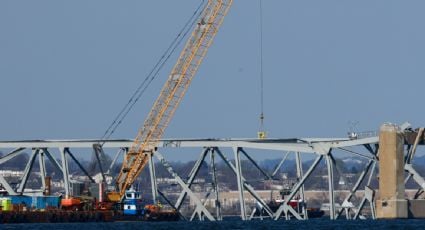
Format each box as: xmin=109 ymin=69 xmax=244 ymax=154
xmin=1 ymin=0 xmax=425 ymax=143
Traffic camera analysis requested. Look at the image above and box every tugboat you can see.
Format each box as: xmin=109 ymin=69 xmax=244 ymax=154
xmin=123 ymin=188 xmax=145 ymax=216
xmin=118 ymin=188 xmax=179 ymax=221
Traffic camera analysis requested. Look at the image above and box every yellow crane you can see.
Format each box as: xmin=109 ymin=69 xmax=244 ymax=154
xmin=110 ymin=0 xmax=233 ymax=200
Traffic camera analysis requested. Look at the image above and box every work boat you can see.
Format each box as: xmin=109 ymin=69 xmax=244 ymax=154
xmin=120 ymin=188 xmax=178 ymax=221
xmin=123 ymin=188 xmax=145 ymax=215
xmin=252 ymin=188 xmax=325 ymax=219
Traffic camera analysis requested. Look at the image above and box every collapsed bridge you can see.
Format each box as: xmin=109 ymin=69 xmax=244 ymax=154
xmin=1 ymin=122 xmax=425 ymax=221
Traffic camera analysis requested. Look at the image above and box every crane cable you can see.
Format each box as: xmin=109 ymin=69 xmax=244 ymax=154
xmin=99 ymin=0 xmax=207 ymax=145
xmin=258 ymin=0 xmax=266 ymax=139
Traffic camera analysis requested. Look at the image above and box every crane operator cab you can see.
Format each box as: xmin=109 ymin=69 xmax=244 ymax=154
xmin=123 ymin=188 xmax=145 ymax=216
xmin=197 ymin=18 xmax=207 ymax=31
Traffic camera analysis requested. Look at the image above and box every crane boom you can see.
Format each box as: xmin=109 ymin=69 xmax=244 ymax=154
xmin=115 ymin=0 xmax=233 ymax=197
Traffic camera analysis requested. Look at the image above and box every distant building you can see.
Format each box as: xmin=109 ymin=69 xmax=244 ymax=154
xmin=0 ymin=170 xmax=24 ymax=177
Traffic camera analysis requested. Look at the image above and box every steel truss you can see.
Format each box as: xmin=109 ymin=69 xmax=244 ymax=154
xmin=1 ymin=126 xmax=425 ymax=221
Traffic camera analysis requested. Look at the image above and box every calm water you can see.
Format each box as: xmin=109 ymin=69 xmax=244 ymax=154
xmin=2 ymin=219 xmax=425 ymax=230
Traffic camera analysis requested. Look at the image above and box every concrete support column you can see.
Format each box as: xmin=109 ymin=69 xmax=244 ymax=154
xmin=376 ymin=123 xmax=407 ymax=219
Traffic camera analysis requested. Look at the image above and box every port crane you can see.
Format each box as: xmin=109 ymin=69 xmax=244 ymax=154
xmin=110 ymin=0 xmax=233 ymax=200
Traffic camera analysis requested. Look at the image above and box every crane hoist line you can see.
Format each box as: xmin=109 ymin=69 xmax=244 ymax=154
xmin=110 ymin=0 xmax=233 ymax=200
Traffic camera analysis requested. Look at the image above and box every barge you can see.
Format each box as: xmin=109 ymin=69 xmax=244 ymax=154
xmin=0 ymin=209 xmax=179 ymax=224
xmin=0 ymin=189 xmax=179 ymax=224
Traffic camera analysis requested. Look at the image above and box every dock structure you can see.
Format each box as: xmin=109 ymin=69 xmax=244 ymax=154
xmin=1 ymin=123 xmax=425 ymax=221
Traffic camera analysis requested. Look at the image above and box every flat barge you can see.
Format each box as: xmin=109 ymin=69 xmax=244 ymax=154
xmin=0 ymin=209 xmax=179 ymax=224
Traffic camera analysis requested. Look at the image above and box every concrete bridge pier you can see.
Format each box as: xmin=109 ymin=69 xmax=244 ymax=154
xmin=376 ymin=123 xmax=408 ymax=219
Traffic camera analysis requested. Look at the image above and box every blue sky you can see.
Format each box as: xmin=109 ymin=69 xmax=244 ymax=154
xmin=1 ymin=0 xmax=425 ymax=143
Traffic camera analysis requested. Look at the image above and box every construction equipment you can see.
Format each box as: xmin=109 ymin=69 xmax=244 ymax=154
xmin=110 ymin=0 xmax=233 ymax=200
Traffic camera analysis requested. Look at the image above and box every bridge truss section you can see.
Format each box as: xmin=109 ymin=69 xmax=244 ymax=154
xmin=1 ymin=126 xmax=425 ymax=221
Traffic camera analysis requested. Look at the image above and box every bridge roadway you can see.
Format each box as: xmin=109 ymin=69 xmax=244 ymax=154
xmin=0 ymin=137 xmax=377 ymax=154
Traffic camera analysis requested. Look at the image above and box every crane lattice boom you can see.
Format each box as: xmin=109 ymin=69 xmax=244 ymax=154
xmin=115 ymin=0 xmax=233 ymax=197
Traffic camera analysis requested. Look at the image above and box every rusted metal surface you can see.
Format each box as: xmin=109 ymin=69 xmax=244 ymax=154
xmin=404 ymin=129 xmax=425 ymax=145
